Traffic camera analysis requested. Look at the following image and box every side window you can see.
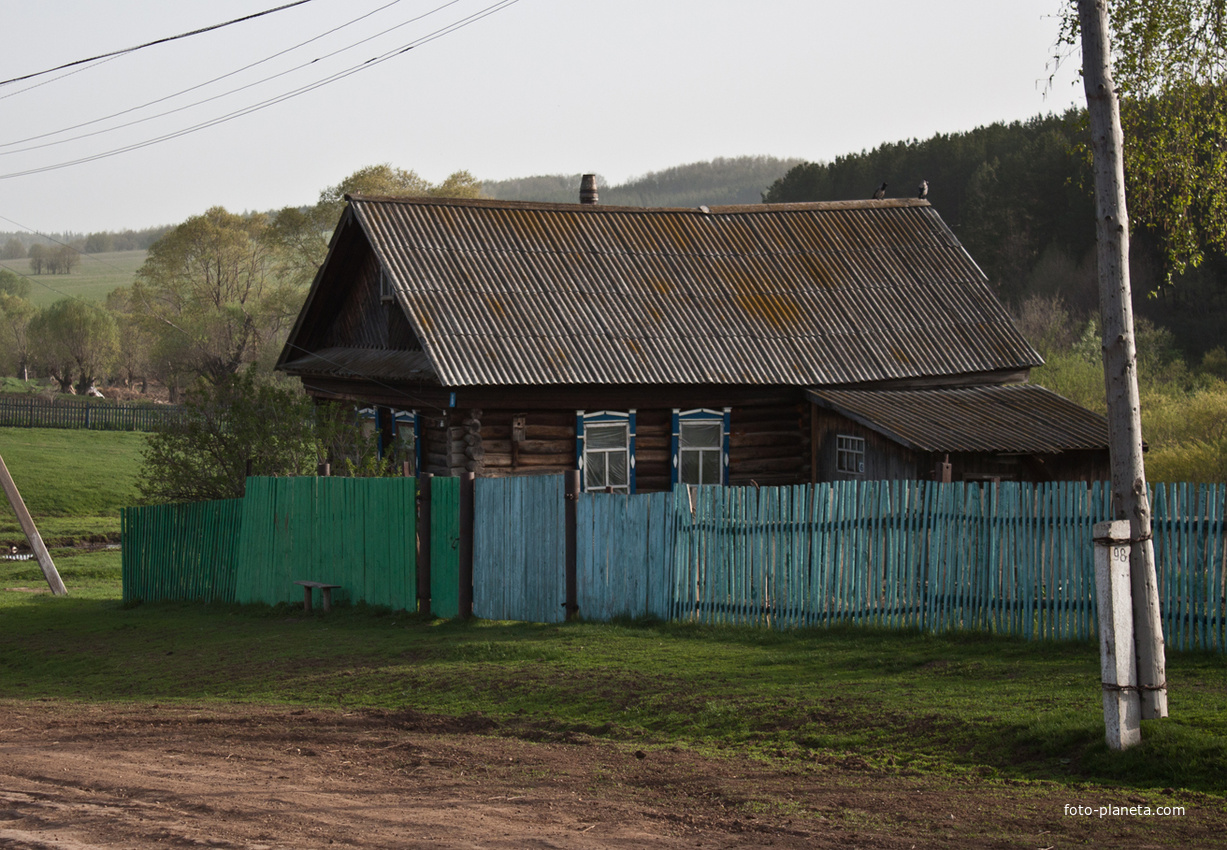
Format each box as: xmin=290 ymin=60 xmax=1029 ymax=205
xmin=672 ymin=408 xmax=730 ymax=487
xmin=577 ymin=410 xmax=635 ymax=493
xmin=836 ymin=434 xmax=866 ymax=475
xmin=391 ymin=409 xmax=419 ymax=474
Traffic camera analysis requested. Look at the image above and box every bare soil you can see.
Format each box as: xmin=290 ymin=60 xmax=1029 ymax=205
xmin=0 ymin=702 xmax=1221 ymax=849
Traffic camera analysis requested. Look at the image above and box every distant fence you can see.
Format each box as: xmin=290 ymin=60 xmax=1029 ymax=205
xmin=119 ymin=475 xmax=1227 ymax=652
xmin=0 ymin=396 xmax=184 ymax=432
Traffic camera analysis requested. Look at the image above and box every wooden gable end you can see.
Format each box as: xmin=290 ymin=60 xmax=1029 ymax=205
xmin=298 ymin=220 xmax=421 ymax=354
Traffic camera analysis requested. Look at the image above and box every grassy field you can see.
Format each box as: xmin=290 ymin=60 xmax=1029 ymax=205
xmin=1 ymin=556 xmax=1225 ymax=798
xmin=5 ymin=249 xmax=145 ymax=306
xmin=0 ymin=426 xmax=145 ymax=545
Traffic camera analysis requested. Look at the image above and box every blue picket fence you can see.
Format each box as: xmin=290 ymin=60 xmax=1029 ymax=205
xmin=577 ymin=491 xmax=676 ymax=621
xmin=477 ymin=477 xmax=1227 ymax=651
xmin=473 ymin=475 xmax=567 ymax=623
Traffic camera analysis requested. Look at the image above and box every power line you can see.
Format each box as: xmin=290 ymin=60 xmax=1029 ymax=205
xmin=0 ymin=0 xmax=424 ymax=150
xmin=0 ymin=0 xmax=520 ymax=181
xmin=0 ymin=0 xmax=458 ymax=158
xmin=0 ymin=0 xmax=323 ymax=88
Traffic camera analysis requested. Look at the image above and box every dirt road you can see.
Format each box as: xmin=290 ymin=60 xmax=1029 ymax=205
xmin=0 ymin=702 xmax=1219 ymax=848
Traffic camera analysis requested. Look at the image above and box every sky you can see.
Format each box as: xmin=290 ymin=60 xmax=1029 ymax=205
xmin=0 ymin=0 xmax=1083 ymax=235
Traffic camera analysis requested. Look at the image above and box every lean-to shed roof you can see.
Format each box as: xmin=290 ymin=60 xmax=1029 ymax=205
xmin=283 ymin=195 xmax=1043 ymax=388
xmin=807 ymin=384 xmax=1110 ymax=453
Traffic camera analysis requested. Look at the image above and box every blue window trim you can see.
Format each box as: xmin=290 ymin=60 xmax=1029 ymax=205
xmin=356 ymin=407 xmax=420 ymax=472
xmin=576 ymin=409 xmax=636 ymax=493
xmin=671 ymin=407 xmax=731 ymax=487
xmin=392 ymin=409 xmax=421 ymax=475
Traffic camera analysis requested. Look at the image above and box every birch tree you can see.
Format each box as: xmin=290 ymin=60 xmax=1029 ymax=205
xmin=1066 ymin=0 xmax=1227 ymax=720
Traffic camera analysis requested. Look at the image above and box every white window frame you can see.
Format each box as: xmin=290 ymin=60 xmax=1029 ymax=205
xmin=836 ymin=434 xmax=866 ymax=475
xmin=671 ymin=407 xmax=730 ymax=487
xmin=576 ymin=410 xmax=636 ymax=493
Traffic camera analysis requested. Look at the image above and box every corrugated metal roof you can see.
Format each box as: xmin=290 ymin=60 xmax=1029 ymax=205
xmin=340 ymin=196 xmax=1042 ymax=387
xmin=807 ymin=384 xmax=1110 ymax=453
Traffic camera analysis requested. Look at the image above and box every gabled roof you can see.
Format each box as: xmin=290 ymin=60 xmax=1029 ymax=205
xmin=807 ymin=384 xmax=1110 ymax=453
xmin=280 ymin=195 xmax=1042 ymax=388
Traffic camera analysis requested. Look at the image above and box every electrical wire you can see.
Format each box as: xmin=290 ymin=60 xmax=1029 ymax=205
xmin=0 ymin=0 xmax=323 ymax=88
xmin=0 ymin=0 xmax=432 ymax=151
xmin=0 ymin=0 xmax=520 ymax=181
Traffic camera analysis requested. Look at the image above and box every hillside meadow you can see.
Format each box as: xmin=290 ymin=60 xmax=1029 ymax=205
xmin=6 ymin=249 xmax=145 ymax=306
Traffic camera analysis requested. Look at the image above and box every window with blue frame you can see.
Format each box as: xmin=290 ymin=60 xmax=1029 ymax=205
xmin=356 ymin=406 xmax=420 ymax=474
xmin=672 ymin=408 xmax=730 ymax=487
xmin=390 ymin=409 xmax=420 ymax=475
xmin=576 ymin=410 xmax=635 ymax=493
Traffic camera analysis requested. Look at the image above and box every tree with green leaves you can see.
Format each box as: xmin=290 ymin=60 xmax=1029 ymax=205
xmin=140 ymin=368 xmax=320 ymax=503
xmin=0 ymin=270 xmax=35 ymax=380
xmin=266 ymin=165 xmax=482 ymax=288
xmin=27 ymin=298 xmax=118 ymax=394
xmin=133 ymin=207 xmax=302 ymax=383
xmin=106 ymin=285 xmax=157 ymax=391
xmin=139 ymin=368 xmax=388 ymax=503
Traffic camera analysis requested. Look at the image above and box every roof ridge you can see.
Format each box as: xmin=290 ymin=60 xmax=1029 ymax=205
xmin=344 ymin=194 xmax=931 ymax=215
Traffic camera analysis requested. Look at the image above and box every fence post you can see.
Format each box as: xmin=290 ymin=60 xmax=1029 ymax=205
xmin=317 ymin=462 xmax=330 ymax=477
xmin=1094 ymin=519 xmax=1142 ymax=749
xmin=417 ymin=472 xmax=432 ymax=616
xmin=458 ymin=471 xmax=475 ymax=619
xmin=564 ymin=470 xmax=580 ymax=621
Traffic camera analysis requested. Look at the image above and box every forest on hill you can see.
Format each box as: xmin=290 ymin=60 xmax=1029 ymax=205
xmin=482 ymin=155 xmax=802 ymax=208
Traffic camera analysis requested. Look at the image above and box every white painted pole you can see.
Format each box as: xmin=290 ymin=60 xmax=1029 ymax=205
xmin=0 ymin=452 xmax=67 ymax=596
xmin=1094 ymin=519 xmax=1140 ymax=749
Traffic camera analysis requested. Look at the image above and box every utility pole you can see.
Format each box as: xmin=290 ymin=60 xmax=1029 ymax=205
xmin=1078 ymin=0 xmax=1167 ymax=720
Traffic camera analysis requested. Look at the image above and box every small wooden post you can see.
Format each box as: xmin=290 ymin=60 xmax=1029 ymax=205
xmin=458 ymin=471 xmax=475 ymax=619
xmin=564 ymin=470 xmax=580 ymax=621
xmin=1094 ymin=519 xmax=1142 ymax=749
xmin=417 ymin=472 xmax=432 ymax=616
xmin=935 ymin=454 xmax=952 ymax=483
xmin=0 ymin=452 xmax=66 ymax=596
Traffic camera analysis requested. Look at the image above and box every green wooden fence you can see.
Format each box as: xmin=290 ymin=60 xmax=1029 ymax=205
xmin=429 ymin=476 xmax=461 ymax=618
xmin=0 ymin=396 xmax=184 ymax=431
xmin=121 ymin=498 xmax=244 ymax=603
xmin=234 ymin=476 xmax=417 ymax=609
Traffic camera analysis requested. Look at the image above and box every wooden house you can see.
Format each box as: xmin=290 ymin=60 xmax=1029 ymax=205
xmin=276 ymin=188 xmax=1110 ymax=489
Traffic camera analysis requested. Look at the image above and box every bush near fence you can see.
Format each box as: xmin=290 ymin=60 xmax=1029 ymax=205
xmin=0 ymin=395 xmax=184 ymax=432
xmin=121 ymin=476 xmax=1227 ymax=652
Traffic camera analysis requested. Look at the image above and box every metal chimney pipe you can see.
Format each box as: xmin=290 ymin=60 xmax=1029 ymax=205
xmin=580 ymin=174 xmax=598 ymax=205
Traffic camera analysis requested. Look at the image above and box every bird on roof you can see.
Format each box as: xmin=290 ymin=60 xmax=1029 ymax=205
xmin=918 ymin=180 xmax=929 ymax=199
xmin=872 ymin=182 xmax=887 ymax=199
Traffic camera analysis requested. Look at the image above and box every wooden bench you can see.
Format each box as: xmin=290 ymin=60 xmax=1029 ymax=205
xmin=295 ymin=580 xmax=342 ymax=613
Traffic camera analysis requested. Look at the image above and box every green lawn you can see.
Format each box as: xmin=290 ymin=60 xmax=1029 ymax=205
xmin=1 ymin=558 xmax=1224 ymax=798
xmin=8 ymin=250 xmax=145 ymax=306
xmin=0 ymin=427 xmax=145 ymax=545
